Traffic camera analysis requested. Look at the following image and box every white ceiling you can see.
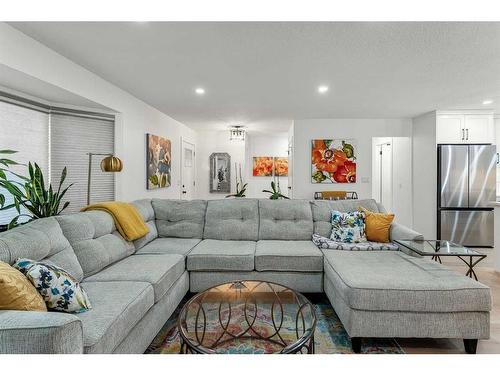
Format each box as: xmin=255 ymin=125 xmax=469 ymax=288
xmin=0 ymin=64 xmax=111 ymax=110
xmin=9 ymin=22 xmax=500 ymax=131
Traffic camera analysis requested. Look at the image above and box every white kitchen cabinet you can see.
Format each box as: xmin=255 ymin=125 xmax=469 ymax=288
xmin=436 ymin=115 xmax=463 ymax=143
xmin=464 ymin=114 xmax=494 ymax=143
xmin=436 ymin=113 xmax=494 ymax=144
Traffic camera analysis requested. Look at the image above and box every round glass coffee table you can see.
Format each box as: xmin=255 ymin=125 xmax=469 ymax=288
xmin=178 ymin=280 xmax=316 ymax=354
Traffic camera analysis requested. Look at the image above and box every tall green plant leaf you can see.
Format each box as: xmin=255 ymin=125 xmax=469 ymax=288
xmin=0 ymin=150 xmax=72 ymax=228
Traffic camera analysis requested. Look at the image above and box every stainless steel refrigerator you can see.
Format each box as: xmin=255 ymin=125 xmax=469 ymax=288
xmin=437 ymin=144 xmax=497 ymax=247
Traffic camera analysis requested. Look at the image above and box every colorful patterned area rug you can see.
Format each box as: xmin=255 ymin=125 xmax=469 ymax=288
xmin=145 ymin=296 xmax=404 ymax=354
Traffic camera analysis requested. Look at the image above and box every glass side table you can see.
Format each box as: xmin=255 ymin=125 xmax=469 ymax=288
xmin=395 ymin=239 xmax=487 ymax=281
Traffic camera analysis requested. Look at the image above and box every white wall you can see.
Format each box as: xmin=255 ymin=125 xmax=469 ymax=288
xmin=245 ymin=133 xmax=289 ymax=198
xmin=0 ymin=23 xmax=196 ymax=202
xmin=195 ymin=130 xmax=246 ymax=200
xmin=411 ymin=111 xmax=437 ymax=238
xmin=292 ymin=119 xmax=413 ymax=201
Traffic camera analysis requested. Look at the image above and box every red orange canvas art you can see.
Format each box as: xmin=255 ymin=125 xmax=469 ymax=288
xmin=311 ymin=139 xmax=356 ymax=183
xmin=252 ymin=157 xmax=273 ymax=176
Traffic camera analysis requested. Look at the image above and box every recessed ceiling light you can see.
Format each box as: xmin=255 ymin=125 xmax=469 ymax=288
xmin=195 ymin=88 xmax=205 ymax=95
xmin=317 ymin=85 xmax=329 ymax=94
xmin=482 ymin=99 xmax=493 ymax=105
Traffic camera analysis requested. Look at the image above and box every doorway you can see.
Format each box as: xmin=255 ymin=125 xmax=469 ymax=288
xmin=374 ymin=141 xmax=393 ymax=213
xmin=181 ymin=139 xmax=195 ymax=200
xmin=371 ymin=137 xmax=413 ymax=227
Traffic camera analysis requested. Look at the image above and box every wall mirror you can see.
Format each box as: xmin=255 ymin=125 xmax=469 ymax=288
xmin=209 ymin=152 xmax=231 ymax=193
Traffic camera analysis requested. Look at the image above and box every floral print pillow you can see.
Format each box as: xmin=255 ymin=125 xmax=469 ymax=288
xmin=14 ymin=259 xmax=91 ymax=313
xmin=330 ymin=210 xmax=367 ymax=243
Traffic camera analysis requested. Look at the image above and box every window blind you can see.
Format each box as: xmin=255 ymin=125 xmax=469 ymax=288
xmin=50 ymin=113 xmax=115 ymax=213
xmin=0 ymin=100 xmax=49 ymax=225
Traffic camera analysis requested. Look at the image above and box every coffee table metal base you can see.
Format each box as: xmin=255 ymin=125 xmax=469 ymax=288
xmin=177 ymin=280 xmax=317 ymax=354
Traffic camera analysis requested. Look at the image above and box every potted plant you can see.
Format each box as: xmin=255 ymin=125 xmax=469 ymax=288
xmin=262 ymin=180 xmax=289 ymax=200
xmin=226 ymin=163 xmax=248 ymax=198
xmin=0 ymin=149 xmax=72 ymax=231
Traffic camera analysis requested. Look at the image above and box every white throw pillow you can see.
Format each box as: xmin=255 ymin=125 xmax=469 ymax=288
xmin=330 ymin=210 xmax=367 ymax=243
xmin=14 ymin=259 xmax=91 ymax=313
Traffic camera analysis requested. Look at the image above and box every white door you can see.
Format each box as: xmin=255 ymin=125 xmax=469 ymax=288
xmin=181 ymin=140 xmax=195 ymax=200
xmin=464 ymin=115 xmax=494 ymax=143
xmin=378 ymin=143 xmax=393 ymax=213
xmin=436 ymin=115 xmax=463 ymax=144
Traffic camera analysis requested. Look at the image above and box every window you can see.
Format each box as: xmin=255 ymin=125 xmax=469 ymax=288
xmin=50 ymin=112 xmax=115 ymax=213
xmin=0 ymin=100 xmax=49 ymax=225
xmin=0 ymin=92 xmax=115 ymax=224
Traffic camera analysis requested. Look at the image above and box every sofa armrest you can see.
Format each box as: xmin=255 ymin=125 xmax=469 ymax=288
xmin=390 ymin=222 xmax=424 ymax=242
xmin=0 ymin=311 xmax=83 ymax=354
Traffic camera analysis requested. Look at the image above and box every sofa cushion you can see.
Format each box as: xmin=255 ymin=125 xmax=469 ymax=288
xmin=323 ymin=251 xmax=491 ymax=313
xmin=133 ymin=221 xmax=158 ymax=250
xmin=311 ymin=199 xmax=380 ymax=238
xmin=203 ymin=199 xmax=259 ymax=241
xmin=187 ymin=239 xmax=255 ymax=271
xmin=55 ymin=211 xmax=135 ymax=278
xmin=131 ymin=199 xmax=158 ymax=250
xmin=258 ymin=199 xmax=313 ymax=240
xmin=84 ymin=254 xmax=184 ymax=302
xmin=0 ymin=217 xmax=84 ymax=281
xmin=135 ymin=238 xmax=201 ymax=256
xmin=312 ymin=234 xmax=399 ymax=251
xmin=255 ymin=240 xmax=323 ymax=272
xmin=131 ymin=199 xmax=155 ymax=222
xmin=78 ymin=281 xmax=154 ymax=354
xmin=152 ymin=199 xmax=207 ymax=238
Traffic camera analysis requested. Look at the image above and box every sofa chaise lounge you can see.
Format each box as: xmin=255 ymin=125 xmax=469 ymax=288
xmin=0 ymin=198 xmax=491 ymax=354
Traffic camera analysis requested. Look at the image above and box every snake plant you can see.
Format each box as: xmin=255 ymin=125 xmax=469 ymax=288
xmin=0 ymin=149 xmax=73 ymax=229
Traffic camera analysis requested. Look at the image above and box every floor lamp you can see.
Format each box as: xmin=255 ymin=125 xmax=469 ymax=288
xmin=87 ymin=153 xmax=123 ymax=205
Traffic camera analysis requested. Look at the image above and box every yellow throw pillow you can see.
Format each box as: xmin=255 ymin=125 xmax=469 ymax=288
xmin=359 ymin=207 xmax=395 ymax=243
xmin=0 ymin=261 xmax=47 ymax=311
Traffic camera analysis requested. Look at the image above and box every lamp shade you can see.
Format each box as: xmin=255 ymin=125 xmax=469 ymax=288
xmin=100 ymin=155 xmax=123 ymax=172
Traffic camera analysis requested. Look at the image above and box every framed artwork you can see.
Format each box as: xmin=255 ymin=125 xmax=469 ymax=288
xmin=273 ymin=157 xmax=288 ymax=177
xmin=209 ymin=153 xmax=231 ymax=193
xmin=311 ymin=139 xmax=357 ymax=183
xmin=146 ymin=133 xmax=171 ymax=189
xmin=252 ymin=156 xmax=273 ymax=176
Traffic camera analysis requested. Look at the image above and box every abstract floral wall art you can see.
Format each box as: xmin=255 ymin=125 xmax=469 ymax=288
xmin=252 ymin=156 xmax=274 ymax=177
xmin=273 ymin=157 xmax=288 ymax=177
xmin=147 ymin=133 xmax=171 ymax=189
xmin=311 ymin=139 xmax=356 ymax=183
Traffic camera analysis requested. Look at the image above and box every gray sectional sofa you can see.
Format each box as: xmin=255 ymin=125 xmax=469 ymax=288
xmin=0 ymin=198 xmax=491 ymax=354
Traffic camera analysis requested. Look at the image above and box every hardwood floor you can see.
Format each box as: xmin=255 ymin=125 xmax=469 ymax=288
xmin=398 ymin=247 xmax=500 ymax=354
